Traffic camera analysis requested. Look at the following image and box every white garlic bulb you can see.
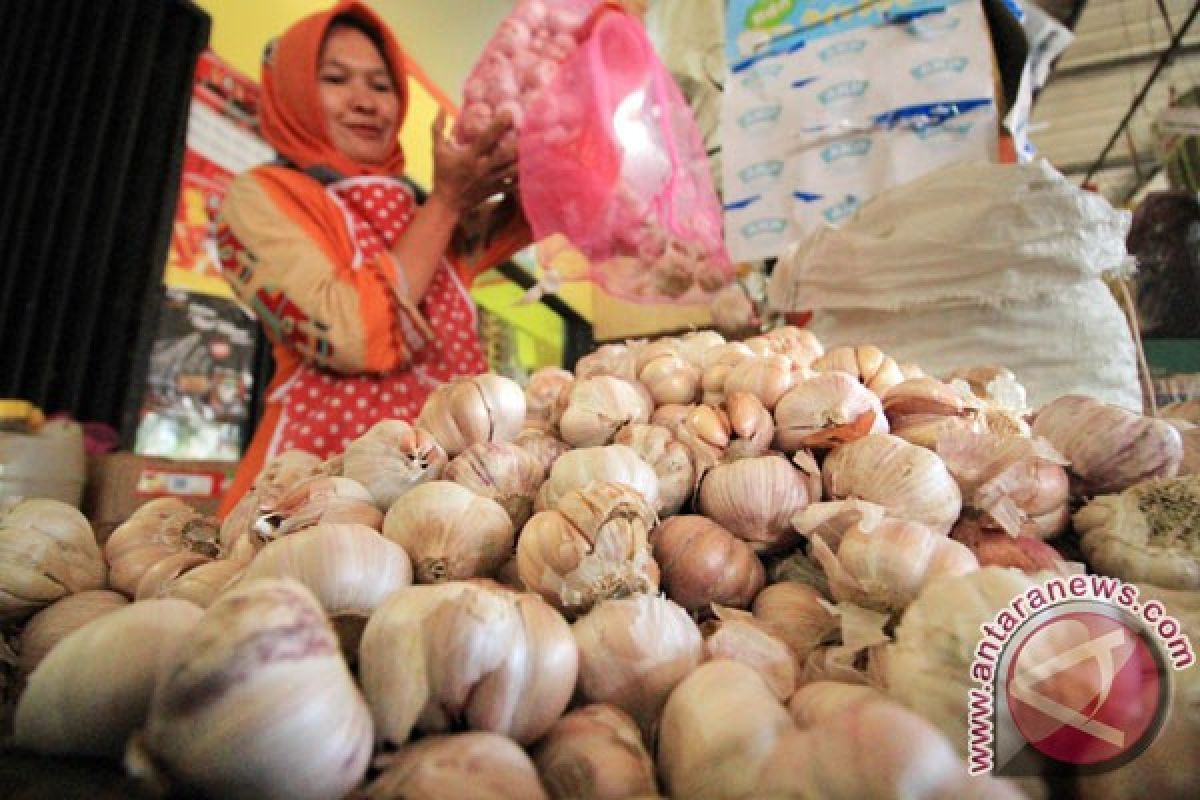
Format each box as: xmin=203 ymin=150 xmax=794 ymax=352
xmin=341 ymin=419 xmax=447 ymax=510
xmin=17 ymin=589 xmax=129 ymax=678
xmin=613 ymin=423 xmax=695 ymax=516
xmin=651 ymin=515 xmax=764 ymax=613
xmin=524 ymin=366 xmax=575 ymax=434
xmin=559 ymin=376 xmax=654 ymax=448
xmin=752 ymin=582 xmax=839 ymax=663
xmin=774 ymin=371 xmax=888 ymax=452
xmin=823 ymin=434 xmax=962 ymax=536
xmin=257 ymin=474 xmax=383 ymax=537
xmin=533 ymin=704 xmax=659 ymax=800
xmin=135 ymin=556 xmax=244 ymax=607
xmin=575 ymin=343 xmax=640 ymax=382
xmin=444 ymin=441 xmax=547 ymax=529
xmin=105 ymin=498 xmax=221 ymax=598
xmin=812 ymin=345 xmax=905 ymax=396
xmin=220 ymin=450 xmax=325 ymax=555
xmin=697 ymin=454 xmax=817 ymax=552
xmin=639 ymin=351 xmax=701 ymax=406
xmin=535 ymin=444 xmax=660 ymax=513
xmin=366 ymin=732 xmax=549 ymax=800
xmin=129 ymin=579 xmax=373 ymax=800
xmin=14 ymin=597 xmax=201 ymax=757
xmin=359 ymin=581 xmax=578 ymax=746
xmin=515 ymin=428 xmax=572 ymax=476
xmin=676 ymin=330 xmax=727 ymax=369
xmin=416 ymin=373 xmax=527 ymax=457
xmin=702 ymin=606 xmax=797 ymax=701
xmin=723 ymin=354 xmax=797 ymax=410
xmin=0 ymin=498 xmax=107 ymax=619
xmin=382 ymin=481 xmax=513 ymax=583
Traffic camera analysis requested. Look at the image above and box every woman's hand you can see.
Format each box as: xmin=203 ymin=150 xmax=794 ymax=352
xmin=429 ymin=110 xmax=518 ymax=215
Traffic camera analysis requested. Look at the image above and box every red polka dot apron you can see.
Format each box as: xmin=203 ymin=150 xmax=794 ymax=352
xmin=269 ymin=176 xmax=487 ymax=458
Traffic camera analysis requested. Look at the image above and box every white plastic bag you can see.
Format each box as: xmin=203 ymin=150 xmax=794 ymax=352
xmin=768 ymin=159 xmax=1142 ymax=412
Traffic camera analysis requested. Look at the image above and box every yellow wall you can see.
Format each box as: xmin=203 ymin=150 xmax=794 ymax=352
xmin=193 ymin=0 xmax=443 ymax=187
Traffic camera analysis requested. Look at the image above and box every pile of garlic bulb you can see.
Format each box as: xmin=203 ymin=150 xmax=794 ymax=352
xmin=1 ymin=325 xmax=1196 ymax=800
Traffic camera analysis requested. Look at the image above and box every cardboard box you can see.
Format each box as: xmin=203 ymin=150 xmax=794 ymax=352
xmin=83 ymin=452 xmax=234 ymax=543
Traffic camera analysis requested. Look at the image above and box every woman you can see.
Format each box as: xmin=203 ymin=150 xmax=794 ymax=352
xmin=216 ymin=1 xmax=528 ymax=516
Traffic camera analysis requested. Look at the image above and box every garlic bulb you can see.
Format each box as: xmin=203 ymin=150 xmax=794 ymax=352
xmin=757 ymin=696 xmax=1026 ymax=800
xmin=702 ymin=606 xmax=796 ymax=700
xmin=807 ymin=513 xmax=979 ymax=613
xmin=416 ymin=373 xmax=526 ymax=457
xmin=128 ymin=579 xmax=372 ymax=800
xmin=674 ymin=404 xmax=731 ymax=472
xmin=366 ymin=732 xmax=549 ymax=800
xmin=658 ymin=660 xmax=793 ymax=800
xmin=787 ymin=680 xmax=889 ymax=727
xmin=796 ymin=601 xmax=891 ymax=689
xmin=525 ymin=366 xmax=575 ymax=434
xmin=17 ymin=589 xmax=128 ymax=678
xmin=256 ymin=475 xmax=382 ymax=538
xmin=676 ymin=330 xmax=726 ymax=369
xmin=572 ymin=593 xmax=703 ymax=738
xmin=823 ymin=434 xmax=962 ymax=536
xmin=812 ymin=345 xmax=905 ymax=396
xmin=697 ymin=454 xmax=816 ymax=552
xmin=774 ymin=371 xmax=887 ymax=452
xmin=535 ymin=444 xmax=660 ymax=513
xmin=751 ymin=582 xmax=838 ymax=663
xmin=239 ymin=523 xmax=413 ymax=652
xmin=723 ymin=354 xmax=797 ymax=410
xmin=0 ymin=498 xmax=107 ymax=619
xmin=518 ymin=481 xmax=660 ymax=617
xmin=883 ymin=376 xmax=986 ymax=449
xmin=651 ymin=515 xmax=764 ymax=612
xmin=14 ymin=597 xmax=201 ymax=757
xmin=724 ymin=391 xmax=776 ymax=459
xmin=1073 ymin=474 xmax=1200 ymax=589
xmin=104 ymin=498 xmax=221 ymax=598
xmin=220 ymin=450 xmax=325 ymax=554
xmin=1031 ymin=394 xmax=1183 ymax=496
xmin=341 ymin=420 xmax=448 ymax=510
xmin=445 ymin=441 xmax=547 ymax=528
xmin=710 ymin=282 xmax=759 ymax=337
xmin=886 ymin=568 xmax=1049 ymax=760
xmin=515 ymin=428 xmax=572 ymax=475
xmin=559 ymin=376 xmax=653 ymax=448
xmin=639 ymin=351 xmax=700 ymax=406
xmin=575 ymin=343 xmax=640 ymax=382
xmin=138 ymin=558 xmax=245 ymax=608
xmin=937 ymin=430 xmax=1070 ymax=538
xmin=950 ymin=518 xmax=1073 ymax=576
xmin=359 ymin=581 xmax=577 ymax=746
xmin=614 ymin=423 xmax=695 ymax=515
xmin=533 ymin=705 xmax=659 ymax=800
xmin=760 ymin=325 xmax=824 ymax=368
xmin=383 ymin=481 xmax=513 ymax=584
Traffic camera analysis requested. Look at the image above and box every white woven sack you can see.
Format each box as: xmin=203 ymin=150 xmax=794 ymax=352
xmin=808 ymin=280 xmax=1143 ymax=412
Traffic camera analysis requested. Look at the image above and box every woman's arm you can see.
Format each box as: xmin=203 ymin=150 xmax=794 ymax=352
xmin=389 ymin=110 xmax=518 ymax=301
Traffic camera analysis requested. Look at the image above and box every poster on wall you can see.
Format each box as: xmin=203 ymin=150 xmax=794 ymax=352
xmin=135 ymin=50 xmax=273 ymax=461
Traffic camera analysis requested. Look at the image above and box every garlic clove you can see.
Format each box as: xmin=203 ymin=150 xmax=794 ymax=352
xmin=575 ymin=343 xmax=640 ymax=382
xmin=697 ymin=454 xmax=814 ymax=552
xmin=532 ymin=704 xmax=659 ymax=800
xmin=366 ymin=732 xmax=549 ymax=800
xmin=723 ymin=354 xmax=796 ymax=410
xmin=104 ymin=498 xmax=221 ymax=598
xmin=145 ymin=558 xmax=245 ymax=609
xmin=676 ymin=330 xmax=727 ymax=369
xmin=701 ymin=606 xmax=796 ymax=701
xmin=524 ymin=366 xmax=575 ymax=434
xmin=559 ymin=376 xmax=654 ymax=448
xmin=614 ymin=423 xmax=696 ymax=516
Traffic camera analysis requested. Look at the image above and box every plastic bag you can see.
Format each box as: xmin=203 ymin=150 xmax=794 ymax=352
xmin=453 ymin=0 xmax=600 ymax=145
xmin=518 ymin=5 xmax=733 ymax=304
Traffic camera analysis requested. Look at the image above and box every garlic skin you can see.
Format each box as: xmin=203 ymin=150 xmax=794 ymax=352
xmin=533 ymin=705 xmax=659 ymax=800
xmin=658 ymin=660 xmax=794 ymax=800
xmin=751 ymin=582 xmax=839 ymax=663
xmin=614 ymin=423 xmax=695 ymax=516
xmin=359 ymin=582 xmax=578 ymax=746
xmin=14 ymin=598 xmax=201 ymax=758
xmin=17 ymin=589 xmax=129 ymax=678
xmin=445 ymin=441 xmax=547 ymax=528
xmin=774 ymin=371 xmax=888 ymax=452
xmin=1031 ymin=394 xmax=1183 ymax=496
xmin=525 ymin=366 xmax=575 ymax=434
xmin=342 ymin=420 xmax=448 ymax=510
xmin=702 ymin=606 xmax=796 ymax=701
xmin=759 ymin=325 xmax=825 ymax=368
xmin=813 ymin=345 xmax=905 ymax=396
xmin=366 ymin=732 xmax=549 ymax=800
xmin=1073 ymin=474 xmax=1200 ymax=589
xmin=950 ymin=518 xmax=1072 ymax=576
xmin=677 ymin=330 xmax=726 ymax=369
xmin=515 ymin=428 xmax=572 ymax=475
xmin=256 ymin=475 xmax=383 ymax=538
xmin=639 ymin=351 xmax=701 ymax=406
xmin=0 ymin=498 xmax=107 ymax=619
xmin=535 ymin=444 xmax=660 ymax=513
xmin=383 ymin=481 xmax=514 ymax=584
xmin=220 ymin=450 xmax=325 ymax=555
xmin=136 ymin=556 xmax=245 ymax=608
xmin=823 ymin=434 xmax=962 ymax=536
xmin=723 ymin=354 xmax=797 ymax=410
xmin=572 ymin=593 xmax=703 ymax=739
xmin=559 ymin=376 xmax=653 ymax=448
xmin=104 ymin=498 xmax=221 ymax=598
xmin=697 ymin=455 xmax=816 ymax=552
xmin=238 ymin=524 xmax=413 ymax=652
xmin=651 ymin=516 xmax=764 ymax=612
xmin=808 ymin=515 xmax=979 ymax=613
xmin=130 ymin=579 xmax=373 ymax=800
xmin=883 ymin=376 xmax=986 ymax=450
xmin=575 ymin=343 xmax=640 ymax=382
xmin=518 ymin=481 xmax=660 ymax=617
xmin=724 ymin=391 xmax=776 ymax=460
xmin=416 ymin=373 xmax=527 ymax=457
xmin=787 ymin=680 xmax=889 ymax=727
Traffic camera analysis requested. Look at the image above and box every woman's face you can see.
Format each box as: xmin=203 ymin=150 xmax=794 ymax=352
xmin=317 ymin=25 xmax=400 ymax=166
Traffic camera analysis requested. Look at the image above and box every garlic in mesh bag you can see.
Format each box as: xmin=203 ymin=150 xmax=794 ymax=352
xmin=1073 ymin=474 xmax=1200 ymax=590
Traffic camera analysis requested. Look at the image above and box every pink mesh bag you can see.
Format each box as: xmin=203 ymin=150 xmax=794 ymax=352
xmin=518 ymin=5 xmax=733 ymax=303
